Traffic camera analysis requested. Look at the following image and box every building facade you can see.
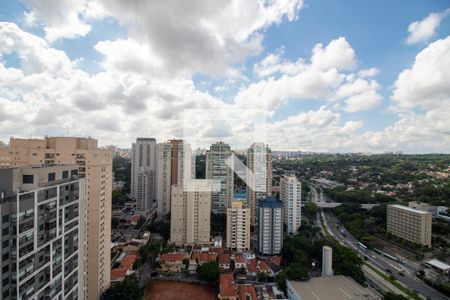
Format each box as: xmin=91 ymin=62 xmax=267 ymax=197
xmin=0 ymin=165 xmax=85 ymax=300
xmin=206 ymin=142 xmax=234 ymax=214
xmin=156 ymin=140 xmax=184 ymax=218
xmin=131 ymin=138 xmax=157 ymax=216
xmin=387 ymin=204 xmax=432 ymax=247
xmin=170 ymin=183 xmax=211 ymax=245
xmin=258 ymin=197 xmax=283 ymax=255
xmin=0 ymin=137 xmax=112 ymax=300
xmin=280 ymin=175 xmax=302 ymax=234
xmin=246 ymin=143 xmax=273 ymax=227
xmin=226 ymin=201 xmax=250 ymax=251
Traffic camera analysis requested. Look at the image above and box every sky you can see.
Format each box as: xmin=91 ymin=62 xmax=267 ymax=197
xmin=0 ymin=0 xmax=449 ymax=152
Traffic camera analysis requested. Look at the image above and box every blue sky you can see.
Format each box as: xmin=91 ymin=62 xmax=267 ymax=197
xmin=0 ymin=0 xmax=449 ymax=152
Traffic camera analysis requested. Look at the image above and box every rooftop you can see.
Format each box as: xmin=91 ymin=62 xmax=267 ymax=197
xmin=160 ymin=253 xmax=185 ymax=262
xmin=288 ymin=276 xmax=380 ymax=300
xmin=389 ymin=204 xmax=430 ymax=215
xmin=426 ymin=259 xmax=450 ymax=271
xmin=220 ymin=274 xmax=237 ymax=298
xmin=239 ymin=285 xmax=257 ymax=300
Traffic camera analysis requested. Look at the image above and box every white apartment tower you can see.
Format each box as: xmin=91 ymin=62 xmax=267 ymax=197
xmin=131 ymin=138 xmax=157 ymax=216
xmin=281 ymin=175 xmax=302 ymax=234
xmin=206 ymin=142 xmax=234 ymax=214
xmin=247 ymin=143 xmax=273 ymax=227
xmin=258 ymin=196 xmax=283 ymax=255
xmin=226 ymin=201 xmax=250 ymax=251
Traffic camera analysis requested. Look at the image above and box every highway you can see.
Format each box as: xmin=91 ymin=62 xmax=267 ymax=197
xmin=312 ymin=185 xmax=449 ymax=300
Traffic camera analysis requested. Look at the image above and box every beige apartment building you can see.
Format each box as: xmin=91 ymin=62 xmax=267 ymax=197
xmin=170 ymin=183 xmax=211 ymax=245
xmin=156 ymin=140 xmax=183 ymax=218
xmin=0 ymin=137 xmax=112 ymax=300
xmin=226 ymin=201 xmax=250 ymax=251
xmin=246 ymin=143 xmax=273 ymax=227
xmin=387 ymin=204 xmax=432 ymax=247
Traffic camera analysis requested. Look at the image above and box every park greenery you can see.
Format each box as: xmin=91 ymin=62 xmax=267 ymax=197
xmin=198 ymin=261 xmax=220 ymax=282
xmin=102 ymin=275 xmax=143 ymax=300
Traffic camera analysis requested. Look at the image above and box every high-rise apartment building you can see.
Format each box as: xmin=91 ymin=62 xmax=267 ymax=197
xmin=131 ymin=138 xmax=156 ymax=216
xmin=258 ymin=196 xmax=283 ymax=255
xmin=0 ymin=165 xmax=85 ymax=300
xmin=156 ymin=142 xmax=172 ymax=217
xmin=156 ymin=140 xmax=183 ymax=218
xmin=0 ymin=137 xmax=112 ymax=300
xmin=280 ymin=175 xmax=302 ymax=234
xmin=206 ymin=142 xmax=234 ymax=214
xmin=387 ymin=204 xmax=432 ymax=247
xmin=226 ymin=201 xmax=250 ymax=251
xmin=170 ymin=183 xmax=211 ymax=245
xmin=169 ymin=143 xmax=211 ymax=245
xmin=247 ymin=143 xmax=273 ymax=227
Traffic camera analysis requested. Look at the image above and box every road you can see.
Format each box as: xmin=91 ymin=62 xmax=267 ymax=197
xmin=322 ymin=208 xmax=448 ymax=300
xmin=311 ymin=185 xmax=448 ymax=300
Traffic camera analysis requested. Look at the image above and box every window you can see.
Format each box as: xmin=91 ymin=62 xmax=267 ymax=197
xmin=2 ymin=253 xmax=8 ymax=261
xmin=48 ymin=172 xmax=56 ymax=182
xmin=2 ymin=240 xmax=9 ymax=247
xmin=23 ymin=175 xmax=34 ymax=184
xmin=2 ymin=215 xmax=9 ymax=223
xmin=71 ymin=169 xmax=78 ymax=177
xmin=2 ymin=227 xmax=9 ymax=235
xmin=62 ymin=171 xmax=69 ymax=179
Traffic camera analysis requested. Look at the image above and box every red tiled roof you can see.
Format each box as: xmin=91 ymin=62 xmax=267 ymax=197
xmin=120 ymin=255 xmax=138 ymax=269
xmin=259 ymin=261 xmax=270 ymax=272
xmin=111 ymin=267 xmax=128 ymax=281
xmin=248 ymin=258 xmax=257 ymax=266
xmin=269 ymin=256 xmax=282 ymax=266
xmin=160 ymin=253 xmax=184 ymax=262
xmin=220 ymin=274 xmax=237 ymax=298
xmin=192 ymin=252 xmax=218 ymax=263
xmin=234 ymin=255 xmax=245 ymax=264
xmin=239 ymin=285 xmax=257 ymax=300
xmin=246 ymin=264 xmax=258 ymax=273
xmin=219 ymin=254 xmax=230 ymax=265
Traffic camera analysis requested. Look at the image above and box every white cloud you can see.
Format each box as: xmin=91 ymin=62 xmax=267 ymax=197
xmin=237 ymin=37 xmax=381 ymax=113
xmin=392 ymin=35 xmax=450 ymax=109
xmin=406 ymin=9 xmax=450 ymax=45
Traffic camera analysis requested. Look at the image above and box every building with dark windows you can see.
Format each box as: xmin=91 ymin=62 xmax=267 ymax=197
xmin=0 ymin=164 xmax=85 ymax=300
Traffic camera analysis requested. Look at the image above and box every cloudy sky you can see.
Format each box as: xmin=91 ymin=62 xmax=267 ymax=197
xmin=0 ymin=0 xmax=449 ymax=152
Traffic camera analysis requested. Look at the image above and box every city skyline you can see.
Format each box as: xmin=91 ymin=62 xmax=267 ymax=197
xmin=0 ymin=1 xmax=449 ymax=153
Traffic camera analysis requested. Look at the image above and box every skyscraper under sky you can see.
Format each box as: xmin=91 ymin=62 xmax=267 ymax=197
xmin=131 ymin=138 xmax=157 ymax=216
xmin=0 ymin=164 xmax=85 ymax=300
xmin=281 ymin=175 xmax=302 ymax=234
xmin=247 ymin=143 xmax=273 ymax=227
xmin=0 ymin=137 xmax=112 ymax=300
xmin=206 ymin=141 xmax=234 ymax=214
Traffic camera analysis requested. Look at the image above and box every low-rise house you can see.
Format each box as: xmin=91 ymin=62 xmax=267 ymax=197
xmin=192 ymin=251 xmax=218 ymax=266
xmin=219 ymin=254 xmax=231 ymax=270
xmin=234 ymin=255 xmax=246 ymax=269
xmin=238 ymin=285 xmax=257 ymax=300
xmin=130 ymin=214 xmax=142 ymax=226
xmin=110 ymin=254 xmax=139 ymax=283
xmin=159 ymin=253 xmax=185 ymax=273
xmin=219 ymin=274 xmax=237 ymax=300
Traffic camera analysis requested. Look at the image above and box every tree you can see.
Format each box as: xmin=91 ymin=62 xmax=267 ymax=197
xmin=332 ymin=243 xmax=365 ymax=284
xmin=303 ymin=202 xmax=317 ymax=219
xmin=275 ymin=271 xmax=287 ymax=292
xmin=198 ymin=262 xmax=220 ymax=282
xmin=383 ymin=292 xmax=408 ymax=300
xmin=285 ymin=263 xmax=310 ymax=281
xmin=102 ymin=275 xmax=143 ymax=300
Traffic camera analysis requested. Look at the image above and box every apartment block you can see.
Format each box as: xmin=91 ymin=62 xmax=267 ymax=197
xmin=280 ymin=175 xmax=302 ymax=234
xmin=247 ymin=143 xmax=273 ymax=227
xmin=206 ymin=142 xmax=234 ymax=214
xmin=387 ymin=204 xmax=432 ymax=247
xmin=0 ymin=137 xmax=112 ymax=300
xmin=0 ymin=165 xmax=85 ymax=300
xmin=226 ymin=201 xmax=250 ymax=251
xmin=131 ymin=138 xmax=157 ymax=216
xmin=170 ymin=183 xmax=211 ymax=245
xmin=258 ymin=196 xmax=283 ymax=255
xmin=156 ymin=140 xmax=184 ymax=218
